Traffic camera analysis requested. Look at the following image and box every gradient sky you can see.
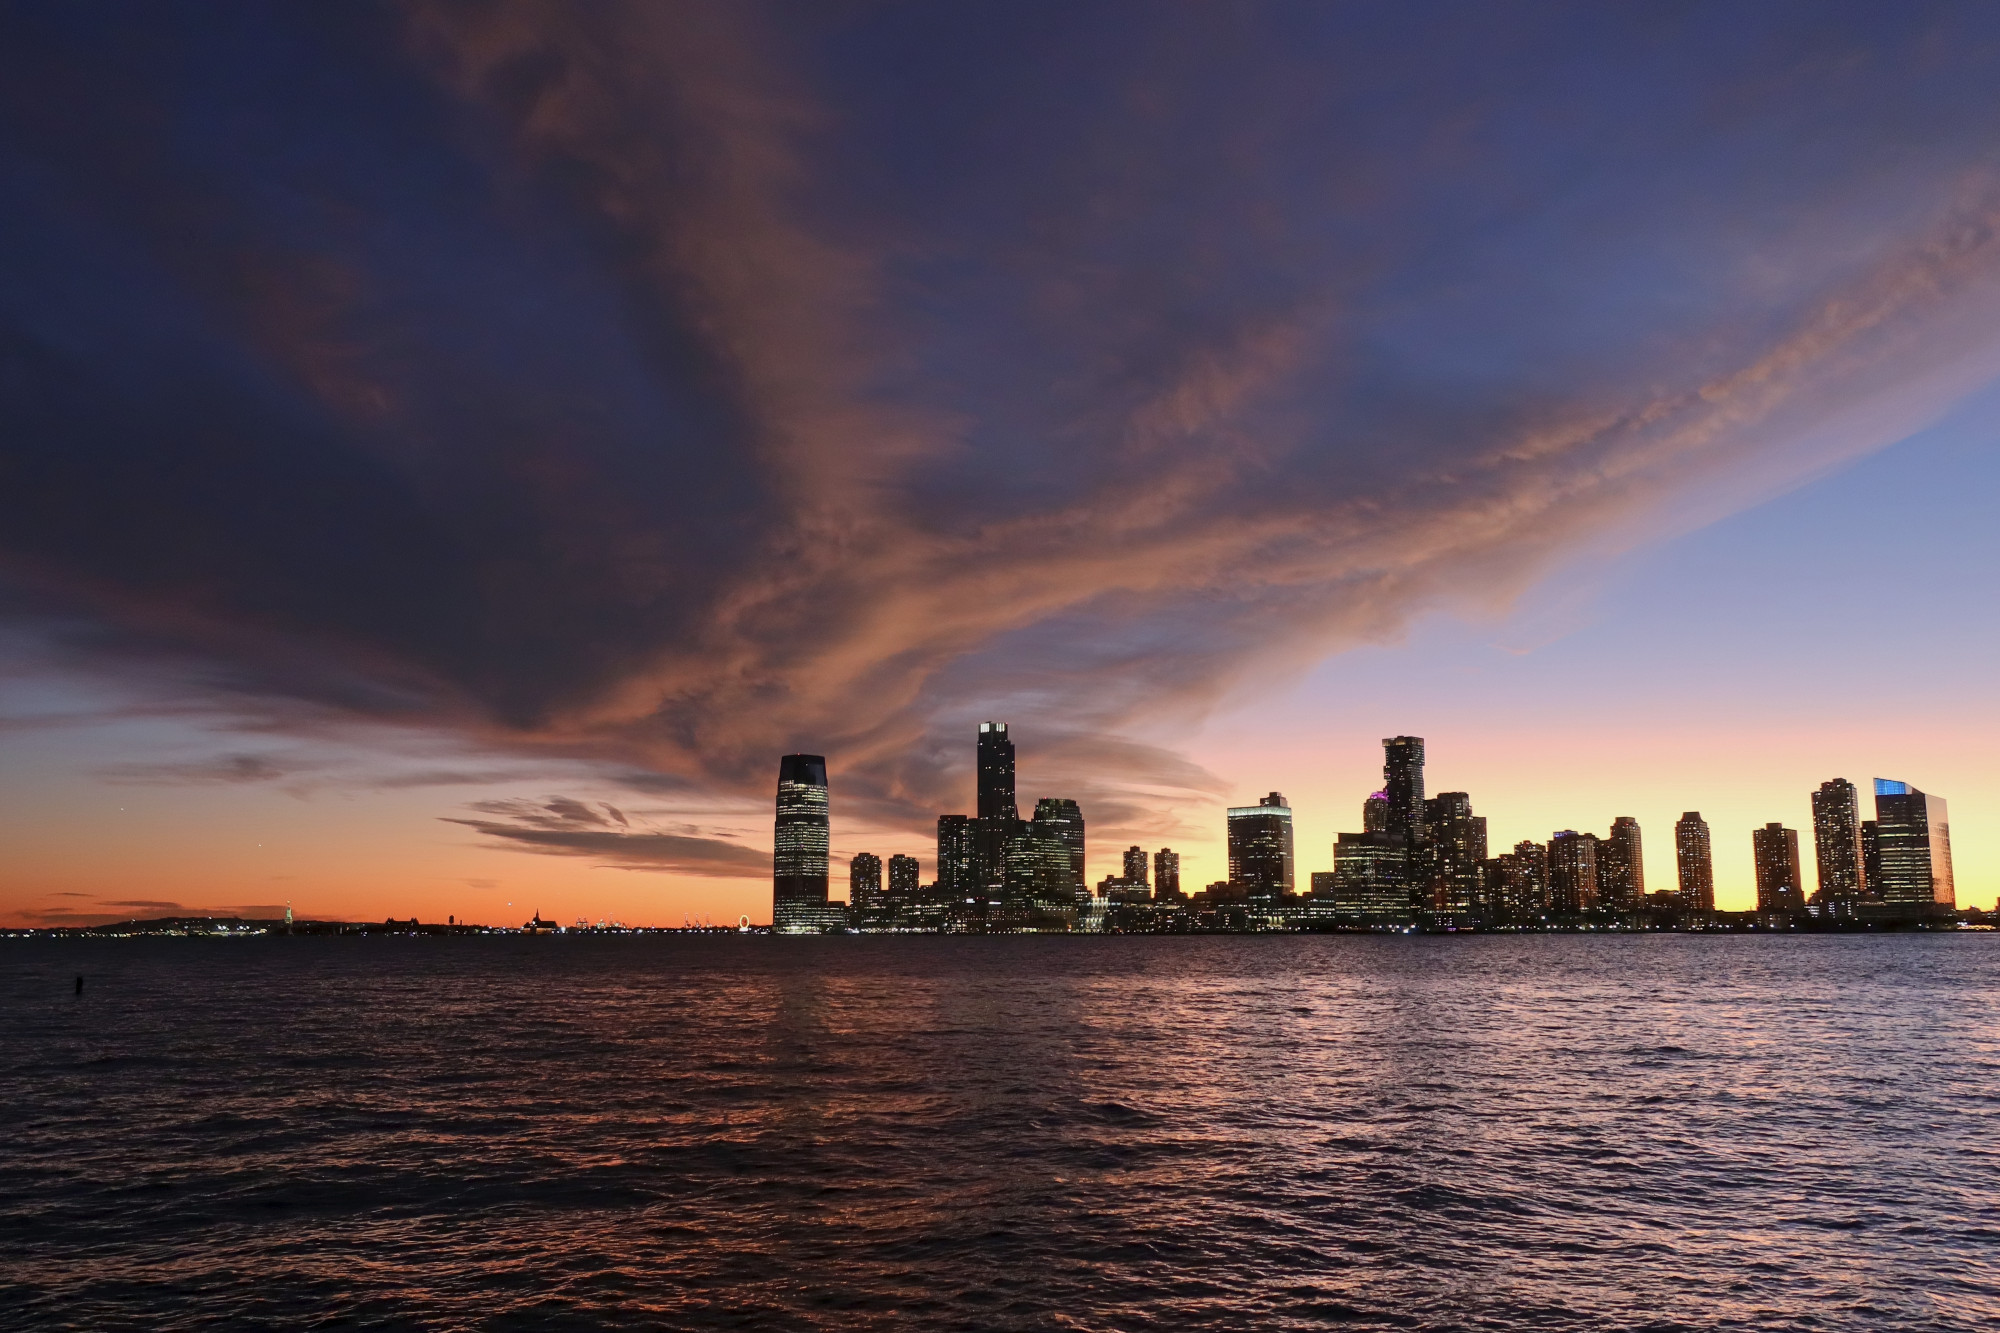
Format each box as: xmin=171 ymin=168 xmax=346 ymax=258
xmin=5 ymin=1 xmax=2000 ymax=927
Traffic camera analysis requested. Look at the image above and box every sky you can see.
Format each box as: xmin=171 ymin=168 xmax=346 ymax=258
xmin=4 ymin=1 xmax=2000 ymax=926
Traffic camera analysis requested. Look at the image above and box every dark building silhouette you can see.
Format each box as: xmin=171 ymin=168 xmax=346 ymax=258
xmin=1862 ymin=819 xmax=1882 ymax=896
xmin=1005 ymin=821 xmax=1078 ymax=910
xmin=849 ymin=852 xmax=883 ymax=915
xmin=1382 ymin=737 xmax=1426 ymax=841
xmin=1598 ymin=816 xmax=1644 ymax=910
xmin=773 ymin=754 xmax=831 ymax=932
xmin=1228 ymin=792 xmax=1295 ymax=896
xmin=1753 ymin=822 xmax=1805 ymax=913
xmin=1123 ymin=845 xmax=1149 ymax=886
xmin=1154 ymin=848 xmax=1182 ymax=901
xmin=936 ymin=814 xmax=975 ymax=900
xmin=1422 ymin=791 xmax=1487 ymax=917
xmin=975 ymin=722 xmax=1022 ymax=893
xmin=1328 ymin=831 xmax=1411 ymax=921
xmin=887 ymin=853 xmax=919 ymax=899
xmin=1492 ymin=840 xmax=1548 ymax=919
xmin=1675 ymin=812 xmax=1714 ymax=912
xmin=1548 ymin=831 xmax=1598 ymax=913
xmin=1810 ymin=778 xmax=1866 ymax=910
xmin=1363 ymin=791 xmax=1390 ymax=833
xmin=1030 ymin=798 xmax=1087 ymax=903
xmin=1873 ymin=779 xmax=1954 ymax=908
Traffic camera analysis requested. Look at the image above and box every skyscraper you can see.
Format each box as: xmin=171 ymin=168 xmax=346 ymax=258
xmin=849 ymin=852 xmax=883 ymax=917
xmin=887 ymin=853 xmax=919 ymax=900
xmin=1598 ymin=817 xmax=1645 ymax=910
xmin=1362 ymin=792 xmax=1390 ymax=833
xmin=1548 ymin=831 xmax=1598 ymax=913
xmin=1382 ymin=737 xmax=1426 ymax=841
xmin=1422 ymin=791 xmax=1487 ymax=916
xmin=773 ymin=754 xmax=831 ymax=932
xmin=1810 ymin=778 xmax=1866 ymax=909
xmin=1228 ymin=792 xmax=1295 ymax=896
xmin=1873 ymin=779 xmax=1955 ymax=909
xmin=1154 ymin=848 xmax=1182 ymax=900
xmin=975 ymin=722 xmax=1021 ymax=894
xmin=1862 ymin=820 xmax=1882 ymax=896
xmin=936 ymin=814 xmax=975 ymax=900
xmin=1493 ymin=840 xmax=1548 ymax=919
xmin=1328 ymin=831 xmax=1411 ymax=922
xmin=1675 ymin=812 xmax=1714 ymax=912
xmin=1123 ymin=845 xmax=1149 ymax=886
xmin=1752 ymin=822 xmax=1805 ymax=914
xmin=1030 ymin=797 xmax=1086 ymax=902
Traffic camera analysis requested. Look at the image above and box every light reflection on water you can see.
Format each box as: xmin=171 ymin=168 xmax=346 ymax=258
xmin=3 ymin=935 xmax=1998 ymax=1329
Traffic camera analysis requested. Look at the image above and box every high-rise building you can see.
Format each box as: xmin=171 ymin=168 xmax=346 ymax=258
xmin=1675 ymin=812 xmax=1714 ymax=912
xmin=1873 ymin=779 xmax=1954 ymax=908
xmin=1422 ymin=791 xmax=1487 ymax=915
xmin=1154 ymin=848 xmax=1182 ymax=901
xmin=1363 ymin=792 xmax=1390 ymax=833
xmin=887 ymin=853 xmax=919 ymax=899
xmin=1810 ymin=778 xmax=1866 ymax=908
xmin=975 ymin=722 xmax=1022 ymax=893
xmin=849 ymin=852 xmax=883 ymax=914
xmin=1228 ymin=792 xmax=1295 ymax=896
xmin=1030 ymin=798 xmax=1086 ymax=901
xmin=1004 ymin=822 xmax=1078 ymax=910
xmin=1862 ymin=820 xmax=1881 ymax=896
xmin=1548 ymin=831 xmax=1598 ymax=913
xmin=1123 ymin=845 xmax=1149 ymax=886
xmin=1382 ymin=737 xmax=1426 ymax=841
xmin=1753 ymin=823 xmax=1805 ymax=914
xmin=1491 ymin=840 xmax=1548 ymax=919
xmin=773 ymin=754 xmax=831 ymax=932
xmin=1598 ymin=817 xmax=1645 ymax=910
xmin=936 ymin=814 xmax=976 ymax=900
xmin=1328 ymin=831 xmax=1411 ymax=922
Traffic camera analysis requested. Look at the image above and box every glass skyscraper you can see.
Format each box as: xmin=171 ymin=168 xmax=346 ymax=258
xmin=1381 ymin=737 xmax=1426 ymax=841
xmin=1873 ymin=779 xmax=1954 ymax=908
xmin=773 ymin=754 xmax=831 ymax=933
xmin=1030 ymin=797 xmax=1086 ymax=901
xmin=1227 ymin=792 xmax=1295 ymax=896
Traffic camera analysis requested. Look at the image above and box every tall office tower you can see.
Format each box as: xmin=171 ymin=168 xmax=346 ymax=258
xmin=1154 ymin=848 xmax=1182 ymax=900
xmin=773 ymin=754 xmax=831 ymax=932
xmin=1862 ymin=820 xmax=1882 ymax=896
xmin=1329 ymin=831 xmax=1412 ymax=921
xmin=1422 ymin=791 xmax=1487 ymax=914
xmin=1547 ymin=831 xmax=1599 ymax=913
xmin=1752 ymin=823 xmax=1805 ymax=913
xmin=1123 ymin=845 xmax=1150 ymax=886
xmin=1228 ymin=792 xmax=1296 ymax=896
xmin=975 ymin=722 xmax=1021 ymax=892
xmin=1873 ymin=779 xmax=1955 ymax=908
xmin=1363 ymin=792 xmax=1390 ymax=833
xmin=887 ymin=853 xmax=919 ymax=899
xmin=1598 ymin=817 xmax=1645 ymax=910
xmin=1029 ymin=798 xmax=1086 ymax=899
xmin=1382 ymin=737 xmax=1427 ymax=841
xmin=936 ymin=814 xmax=976 ymax=899
xmin=1810 ymin=778 xmax=1866 ymax=907
xmin=849 ymin=852 xmax=883 ymax=914
xmin=1004 ymin=822 xmax=1078 ymax=908
xmin=1675 ymin=812 xmax=1715 ymax=912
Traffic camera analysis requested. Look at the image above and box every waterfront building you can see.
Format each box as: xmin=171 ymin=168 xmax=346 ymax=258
xmin=773 ymin=754 xmax=833 ymax=933
xmin=1548 ymin=831 xmax=1598 ymax=913
xmin=936 ymin=814 xmax=976 ymax=901
xmin=887 ymin=853 xmax=919 ymax=900
xmin=1491 ymin=841 xmax=1548 ymax=920
xmin=1328 ymin=831 xmax=1411 ymax=922
xmin=1228 ymin=792 xmax=1295 ymax=895
xmin=1873 ymin=780 xmax=1955 ymax=908
xmin=1030 ymin=798 xmax=1087 ymax=901
xmin=1422 ymin=791 xmax=1487 ymax=916
xmin=1753 ymin=823 xmax=1805 ymax=914
xmin=849 ymin=853 xmax=883 ymax=915
xmin=1005 ymin=821 xmax=1079 ymax=912
xmin=1363 ymin=791 xmax=1390 ymax=833
xmin=1154 ymin=848 xmax=1182 ymax=901
xmin=1123 ymin=845 xmax=1150 ymax=887
xmin=1862 ymin=819 xmax=1881 ymax=895
xmin=1382 ymin=737 xmax=1426 ymax=841
xmin=1598 ymin=817 xmax=1644 ymax=910
xmin=1810 ymin=778 xmax=1866 ymax=911
xmin=975 ymin=722 xmax=1022 ymax=893
xmin=1675 ymin=812 xmax=1714 ymax=912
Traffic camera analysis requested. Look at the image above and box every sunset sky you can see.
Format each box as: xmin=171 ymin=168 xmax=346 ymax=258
xmin=5 ymin=2 xmax=2000 ymax=926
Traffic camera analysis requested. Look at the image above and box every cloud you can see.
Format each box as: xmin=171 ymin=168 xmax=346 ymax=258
xmin=5 ymin=3 xmax=2000 ymax=848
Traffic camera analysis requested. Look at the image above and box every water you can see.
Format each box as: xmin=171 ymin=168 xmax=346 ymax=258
xmin=3 ymin=935 xmax=1998 ymax=1330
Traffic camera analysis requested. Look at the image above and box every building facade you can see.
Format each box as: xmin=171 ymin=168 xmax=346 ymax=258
xmin=1873 ymin=779 xmax=1954 ymax=908
xmin=1752 ymin=822 xmax=1805 ymax=914
xmin=1154 ymin=848 xmax=1182 ymax=900
xmin=1675 ymin=812 xmax=1714 ymax=911
xmin=1227 ymin=792 xmax=1296 ymax=896
xmin=887 ymin=853 xmax=919 ymax=900
xmin=773 ymin=753 xmax=832 ymax=932
xmin=1548 ymin=831 xmax=1598 ymax=913
xmin=936 ymin=814 xmax=975 ymax=901
xmin=1810 ymin=778 xmax=1866 ymax=910
xmin=849 ymin=852 xmax=883 ymax=916
xmin=1327 ymin=831 xmax=1411 ymax=922
xmin=1030 ymin=797 xmax=1087 ymax=903
xmin=1382 ymin=737 xmax=1426 ymax=841
xmin=1598 ymin=816 xmax=1644 ymax=910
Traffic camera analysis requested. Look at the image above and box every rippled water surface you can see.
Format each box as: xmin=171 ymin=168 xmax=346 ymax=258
xmin=4 ymin=935 xmax=1999 ymax=1330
